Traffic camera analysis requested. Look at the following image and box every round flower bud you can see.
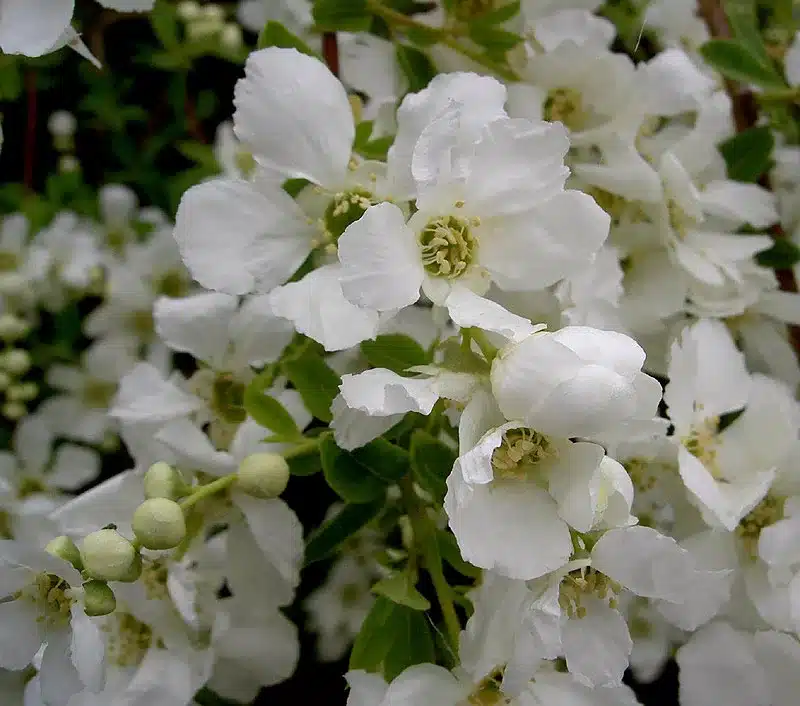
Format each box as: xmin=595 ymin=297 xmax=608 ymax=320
xmin=81 ymin=529 xmax=139 ymax=582
xmin=117 ymin=551 xmax=143 ymax=583
xmin=177 ymin=0 xmax=201 ymax=20
xmin=0 ymin=314 xmax=29 ymax=341
xmin=2 ymin=401 xmax=26 ymax=420
xmin=236 ymin=453 xmax=290 ymax=499
xmin=220 ymin=22 xmax=242 ymax=51
xmin=45 ymin=535 xmax=83 ymax=570
xmin=143 ymin=462 xmax=188 ymax=500
xmin=0 ymin=371 xmax=10 ymax=391
xmin=59 ymin=155 xmax=80 ymax=173
xmin=2 ymin=349 xmax=31 ymax=376
xmin=14 ymin=382 xmax=38 ymax=401
xmin=82 ymin=580 xmax=117 ymax=617
xmin=47 ymin=110 xmax=77 ymax=138
xmin=0 ymin=272 xmax=28 ymax=297
xmin=132 ymin=498 xmax=187 ymax=550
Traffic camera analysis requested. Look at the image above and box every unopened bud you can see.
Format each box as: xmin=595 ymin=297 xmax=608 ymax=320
xmin=220 ymin=23 xmax=242 ymax=51
xmin=81 ymin=529 xmax=139 ymax=582
xmin=200 ymin=3 xmax=225 ymax=22
xmin=2 ymin=349 xmax=31 ymax=376
xmin=0 ymin=314 xmax=29 ymax=341
xmin=236 ymin=452 xmax=290 ymax=499
xmin=48 ymin=110 xmax=77 ymax=138
xmin=143 ymin=462 xmax=188 ymax=500
xmin=177 ymin=0 xmax=201 ymax=20
xmin=0 ymin=272 xmax=27 ymax=296
xmin=59 ymin=155 xmax=80 ymax=173
xmin=2 ymin=401 xmax=26 ymax=420
xmin=46 ymin=535 xmax=83 ymax=570
xmin=82 ymin=580 xmax=116 ymax=617
xmin=0 ymin=371 xmax=10 ymax=391
xmin=132 ymin=498 xmax=186 ymax=550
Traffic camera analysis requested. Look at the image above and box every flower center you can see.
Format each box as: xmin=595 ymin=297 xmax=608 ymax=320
xmin=666 ymin=198 xmax=700 ymax=239
xmin=682 ymin=416 xmax=720 ymax=477
xmin=558 ymin=567 xmax=621 ymax=618
xmin=103 ymin=612 xmax=153 ymax=668
xmin=235 ymin=149 xmax=257 ymax=179
xmin=83 ymin=378 xmax=118 ymax=410
xmin=323 ymin=188 xmax=377 ymax=241
xmin=736 ymin=494 xmax=785 ymax=558
xmin=17 ymin=476 xmax=46 ymax=499
xmin=128 ymin=309 xmax=155 ymax=339
xmin=19 ymin=573 xmax=74 ymax=627
xmin=544 ymin=88 xmax=585 ymax=131
xmin=155 ymin=269 xmax=190 ymax=298
xmin=141 ymin=558 xmax=170 ymax=600
xmin=0 ymin=251 xmax=18 ymax=272
xmin=491 ymin=428 xmax=555 ymax=481
xmin=418 ymin=215 xmax=477 ymax=279
xmin=211 ymin=372 xmax=247 ymax=424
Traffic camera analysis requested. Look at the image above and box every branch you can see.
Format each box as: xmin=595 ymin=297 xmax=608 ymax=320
xmin=322 ymin=32 xmax=340 ymax=77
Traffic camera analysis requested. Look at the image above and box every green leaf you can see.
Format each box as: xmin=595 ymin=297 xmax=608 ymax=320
xmin=386 ymin=0 xmax=438 ymax=15
xmin=305 ymin=498 xmax=384 ymax=563
xmin=473 ymin=0 xmax=520 ymax=25
xmin=468 ymin=25 xmax=523 ymax=53
xmin=410 ymin=430 xmax=456 ymax=501
xmin=320 ymin=435 xmax=388 ymax=503
xmin=719 ymin=126 xmax=775 ymax=182
xmin=755 ymin=239 xmax=800 ymax=268
xmin=150 ymin=1 xmax=181 ymax=50
xmin=257 ymin=20 xmax=318 ymax=56
xmin=358 ymin=136 xmax=395 ymax=161
xmin=372 ymin=572 xmax=431 ymax=610
xmin=724 ymin=0 xmax=772 ymax=65
xmin=283 ymin=355 xmax=341 ymax=422
xmin=350 ymin=598 xmax=436 ymax=679
xmin=699 ymin=39 xmax=785 ymax=89
xmin=193 ymin=688 xmax=240 ymax=706
xmin=395 ymin=44 xmax=437 ymax=93
xmin=176 ymin=141 xmax=218 ymax=169
xmin=350 ymin=438 xmax=410 ymax=483
xmin=243 ymin=385 xmax=300 ymax=440
xmin=360 ymin=334 xmax=430 ymax=374
xmin=313 ymin=0 xmax=371 ymax=32
xmin=287 ymin=442 xmax=323 ymax=476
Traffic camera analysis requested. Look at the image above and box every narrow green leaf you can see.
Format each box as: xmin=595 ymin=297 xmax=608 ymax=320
xmin=284 ymin=356 xmax=341 ymax=422
xmin=150 ymin=1 xmax=180 ymax=50
xmin=243 ymin=385 xmax=300 ymax=440
xmin=349 ymin=438 xmax=410 ymax=483
xmin=468 ymin=25 xmax=523 ymax=52
xmin=410 ymin=430 xmax=456 ymax=501
xmin=382 ymin=606 xmax=436 ymax=680
xmin=755 ymin=239 xmax=800 ymax=268
xmin=257 ymin=20 xmax=318 ymax=56
xmin=360 ymin=334 xmax=430 ymax=374
xmin=395 ymin=44 xmax=437 ymax=93
xmin=320 ymin=435 xmax=388 ymax=503
xmin=350 ymin=597 xmax=398 ymax=672
xmin=725 ymin=0 xmax=772 ymax=65
xmin=437 ymin=529 xmax=481 ymax=578
xmin=313 ymin=0 xmax=371 ymax=32
xmin=719 ymin=126 xmax=775 ymax=182
xmin=699 ymin=39 xmax=785 ymax=89
xmin=372 ymin=572 xmax=431 ymax=610
xmin=305 ymin=498 xmax=384 ymax=563
xmin=473 ymin=0 xmax=520 ymax=26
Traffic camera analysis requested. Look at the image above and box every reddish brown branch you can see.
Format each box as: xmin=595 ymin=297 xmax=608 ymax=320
xmin=322 ymin=32 xmax=340 ymax=77
xmin=24 ymin=71 xmax=37 ymax=189
xmin=697 ymin=0 xmax=800 ymax=353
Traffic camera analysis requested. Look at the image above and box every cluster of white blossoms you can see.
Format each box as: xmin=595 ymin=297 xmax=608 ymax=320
xmin=0 ymin=1 xmax=799 ymax=705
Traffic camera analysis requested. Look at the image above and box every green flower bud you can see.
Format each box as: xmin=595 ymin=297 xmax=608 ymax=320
xmin=236 ymin=453 xmax=290 ymax=499
xmin=117 ymin=551 xmax=143 ymax=583
xmin=0 ymin=314 xmax=29 ymax=341
xmin=8 ymin=382 xmax=37 ymax=402
xmin=45 ymin=535 xmax=83 ymax=570
xmin=0 ymin=371 xmax=10 ymax=391
xmin=143 ymin=462 xmax=189 ymax=501
xmin=2 ymin=401 xmax=26 ymax=420
xmin=2 ymin=349 xmax=31 ymax=376
xmin=81 ymin=529 xmax=139 ymax=582
xmin=132 ymin=498 xmax=187 ymax=550
xmin=82 ymin=580 xmax=117 ymax=617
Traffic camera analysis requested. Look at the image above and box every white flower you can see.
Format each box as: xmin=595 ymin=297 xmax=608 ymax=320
xmin=339 ymin=112 xmax=609 ymax=309
xmin=0 ymin=540 xmax=105 ymax=706
xmin=491 ymin=325 xmax=662 ymax=439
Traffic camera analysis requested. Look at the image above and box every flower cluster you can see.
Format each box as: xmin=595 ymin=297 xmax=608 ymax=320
xmin=0 ymin=1 xmax=799 ymax=706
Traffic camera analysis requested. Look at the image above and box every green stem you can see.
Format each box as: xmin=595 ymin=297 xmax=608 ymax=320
xmin=470 ymin=328 xmax=498 ymax=363
xmin=757 ymin=86 xmax=800 ymax=103
xmin=179 ymin=475 xmax=236 ymax=511
xmin=283 ymin=436 xmax=322 ymax=460
xmin=401 ymin=477 xmax=461 ymax=653
xmin=366 ymin=0 xmax=520 ymax=82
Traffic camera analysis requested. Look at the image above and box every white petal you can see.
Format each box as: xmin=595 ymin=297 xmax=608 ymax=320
xmin=98 ymin=0 xmax=154 ymax=9
xmin=235 ymin=494 xmax=303 ymax=596
xmin=759 ymin=514 xmax=800 ymax=567
xmin=47 ymin=445 xmax=100 ymax=491
xmin=383 ymin=663 xmax=467 ymax=706
xmin=532 ymin=9 xmax=616 ymax=51
xmin=480 ymin=190 xmax=609 ymax=291
xmin=69 ymin=607 xmax=104 ymax=692
xmin=110 ymin=363 xmax=204 ymax=425
xmin=456 ymin=421 xmax=519 ymax=486
xmin=154 ymin=292 xmax=238 ymax=368
xmin=330 ymin=396 xmax=403 ymax=451
xmin=345 ymin=670 xmax=388 ymax=706
xmin=786 ymin=31 xmax=800 ymax=86
xmin=270 ymin=264 xmax=380 ymax=352
xmin=233 ymin=48 xmax=353 ymax=186
xmin=640 ymin=48 xmax=715 ymax=116
xmin=546 ymin=442 xmax=607 ymax=532
xmin=676 ymin=622 xmax=769 ymax=706
xmin=14 ymin=415 xmax=54 ymax=474
xmin=155 ymin=419 xmax=235 ymax=477
xmin=174 ymin=178 xmax=314 ymax=295
xmin=561 ymin=601 xmax=632 ymax=688
xmin=754 ymin=630 xmax=800 ymax=706
xmin=338 ymin=203 xmax=424 ymax=311
xmin=444 ymin=287 xmax=539 ymax=343
xmin=228 ymin=294 xmax=295 ymax=367
xmin=388 ymin=72 xmax=507 ymax=198
xmin=699 ymin=181 xmax=779 ymax=228
xmin=40 ymin=631 xmax=84 ymax=706
xmin=444 ymin=475 xmax=572 ymax=580
xmin=0 ymin=0 xmax=73 ymax=56
xmin=339 ymin=368 xmax=440 ymax=417
xmin=0 ymin=600 xmax=42 ymax=670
